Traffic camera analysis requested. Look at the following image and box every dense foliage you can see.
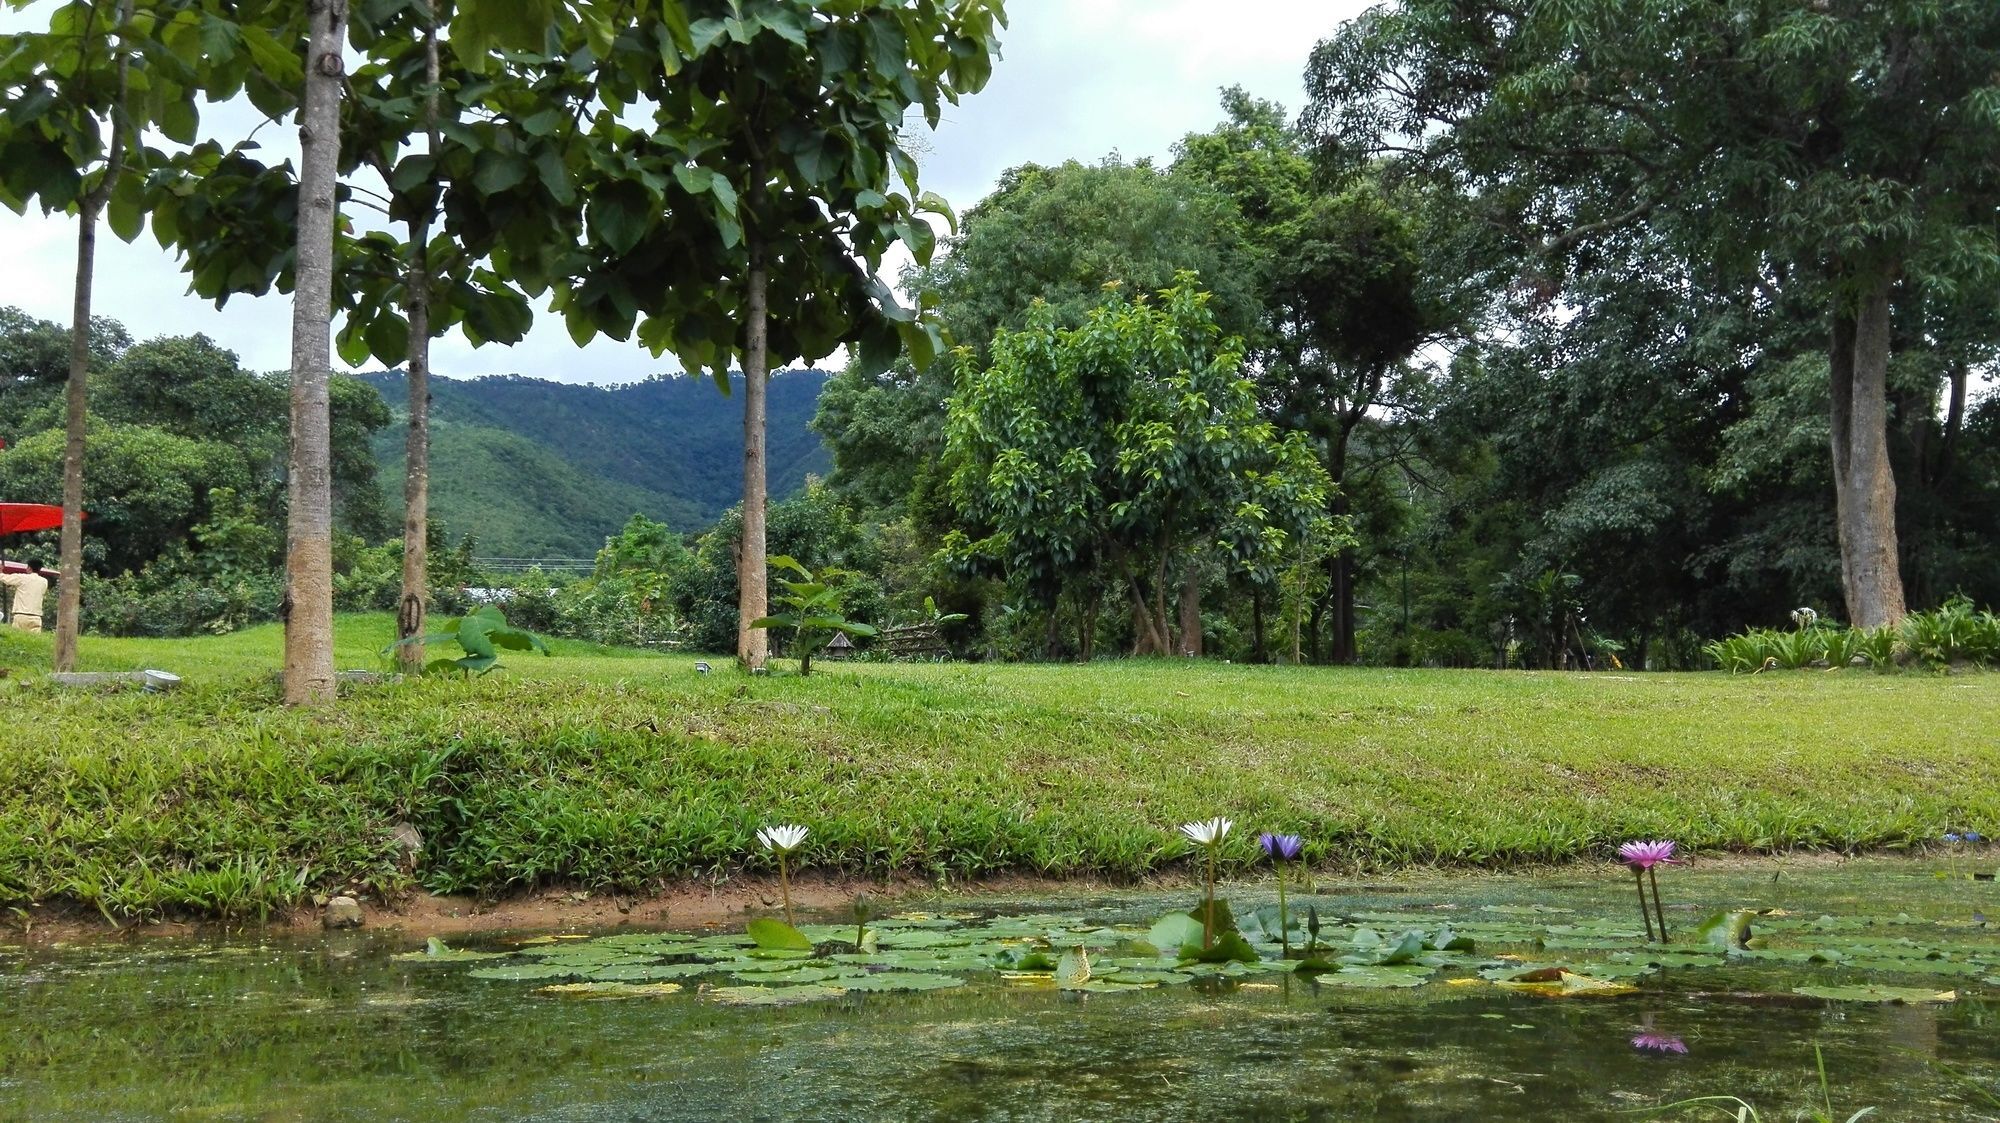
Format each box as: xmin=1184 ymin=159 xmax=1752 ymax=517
xmin=0 ymin=309 xmax=389 ymax=583
xmin=3 ymin=4 xmax=1995 ymax=671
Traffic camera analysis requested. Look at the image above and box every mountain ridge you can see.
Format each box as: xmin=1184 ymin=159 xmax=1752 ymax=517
xmin=363 ymin=369 xmax=833 ymax=557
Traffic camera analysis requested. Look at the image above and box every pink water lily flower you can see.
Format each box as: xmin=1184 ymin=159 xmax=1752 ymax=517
xmin=1630 ymin=1033 xmax=1688 ymax=1055
xmin=1619 ymin=840 xmax=1679 ymax=871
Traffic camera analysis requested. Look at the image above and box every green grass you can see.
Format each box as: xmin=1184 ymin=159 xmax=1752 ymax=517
xmin=2 ymin=615 xmax=1997 ymax=921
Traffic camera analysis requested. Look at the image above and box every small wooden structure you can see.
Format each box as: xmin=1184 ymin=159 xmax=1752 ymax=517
xmin=823 ymin=632 xmax=856 ymax=661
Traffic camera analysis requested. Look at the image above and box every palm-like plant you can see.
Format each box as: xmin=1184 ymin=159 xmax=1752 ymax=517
xmin=750 ymin=556 xmax=877 ymax=676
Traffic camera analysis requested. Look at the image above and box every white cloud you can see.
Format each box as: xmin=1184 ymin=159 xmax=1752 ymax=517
xmin=0 ymin=0 xmax=1362 ymax=383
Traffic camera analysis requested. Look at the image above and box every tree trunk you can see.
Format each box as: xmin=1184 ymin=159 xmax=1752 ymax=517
xmin=1327 ymin=427 xmax=1357 ymax=664
xmin=397 ymin=16 xmax=440 ymax=677
xmin=736 ymin=234 xmax=770 ymax=670
xmin=53 ymin=0 xmax=136 ymax=673
xmin=1176 ymin=568 xmax=1202 ymax=656
xmin=1828 ymin=275 xmax=1908 ymax=629
xmin=1250 ymin=584 xmax=1267 ymax=664
xmin=397 ymin=245 xmax=432 ymax=675
xmin=54 ymin=200 xmax=97 ymax=673
xmin=1329 ymin=549 xmax=1356 ymax=664
xmin=1128 ymin=574 xmax=1169 ymax=655
xmin=284 ymin=0 xmax=347 ymax=705
xmin=1936 ymin=360 xmax=1967 ymax=486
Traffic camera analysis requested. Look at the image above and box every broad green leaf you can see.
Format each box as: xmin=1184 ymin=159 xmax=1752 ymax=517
xmin=1147 ymin=912 xmax=1204 ymax=952
xmin=105 ymin=174 xmax=143 ymax=242
xmin=1696 ymin=910 xmax=1755 ymax=950
xmin=1188 ymin=931 xmax=1260 ymax=965
xmin=745 ymin=918 xmax=814 ymax=951
xmin=473 ymin=152 xmax=529 ymax=196
xmin=588 ymin=182 xmax=652 ymax=254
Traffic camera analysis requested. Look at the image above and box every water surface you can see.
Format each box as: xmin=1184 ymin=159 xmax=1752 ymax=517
xmin=6 ymin=858 xmax=2000 ymax=1121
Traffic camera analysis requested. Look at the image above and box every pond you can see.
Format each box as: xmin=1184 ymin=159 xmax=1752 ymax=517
xmin=5 ymin=857 xmax=2000 ymax=1121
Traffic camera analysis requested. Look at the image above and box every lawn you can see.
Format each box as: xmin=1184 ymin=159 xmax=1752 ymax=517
xmin=2 ymin=614 xmax=1996 ymax=920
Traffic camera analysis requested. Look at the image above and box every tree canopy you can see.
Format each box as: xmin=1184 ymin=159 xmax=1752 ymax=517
xmin=944 ymin=278 xmax=1338 ymax=658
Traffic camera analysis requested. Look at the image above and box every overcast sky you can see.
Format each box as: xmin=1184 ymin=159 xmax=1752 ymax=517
xmin=0 ymin=0 xmax=1366 ymax=384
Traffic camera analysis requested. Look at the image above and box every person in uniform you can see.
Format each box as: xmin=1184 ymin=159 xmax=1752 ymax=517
xmin=1 ymin=557 xmax=51 ymax=633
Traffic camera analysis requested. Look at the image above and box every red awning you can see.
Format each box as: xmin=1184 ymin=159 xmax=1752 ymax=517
xmin=0 ymin=503 xmax=66 ymax=535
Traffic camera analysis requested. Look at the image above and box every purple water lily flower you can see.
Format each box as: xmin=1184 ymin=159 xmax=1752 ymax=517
xmin=1618 ymin=840 xmax=1679 ymax=871
xmin=1631 ymin=1033 xmax=1688 ymax=1055
xmin=1258 ymin=832 xmax=1305 ymax=958
xmin=1259 ymin=832 xmax=1303 ymax=862
xmin=1618 ymin=840 xmax=1677 ymax=943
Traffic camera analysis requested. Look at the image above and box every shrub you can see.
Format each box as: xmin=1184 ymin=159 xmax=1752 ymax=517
xmin=83 ymin=568 xmax=284 ymax=637
xmin=1900 ymin=596 xmax=2000 ymax=667
xmin=549 ymin=579 xmax=687 ymax=651
xmin=1709 ymin=599 xmax=1996 ymax=673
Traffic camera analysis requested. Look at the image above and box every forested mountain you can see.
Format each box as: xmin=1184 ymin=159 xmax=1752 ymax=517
xmin=363 ymin=370 xmax=833 ymax=557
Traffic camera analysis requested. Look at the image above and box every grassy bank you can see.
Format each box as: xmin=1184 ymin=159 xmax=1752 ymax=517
xmin=2 ymin=615 xmax=1996 ymax=921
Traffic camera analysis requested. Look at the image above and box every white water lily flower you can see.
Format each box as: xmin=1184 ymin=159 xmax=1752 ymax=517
xmin=757 ymin=824 xmax=809 ymax=853
xmin=1179 ymin=817 xmax=1233 ymax=846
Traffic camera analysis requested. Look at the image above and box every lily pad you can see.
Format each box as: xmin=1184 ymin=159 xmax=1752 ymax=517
xmin=1318 ymin=965 xmax=1433 ymax=988
xmin=592 ymin=931 xmax=697 ymax=948
xmin=1696 ymin=910 xmax=1755 ymax=951
xmin=586 ymin=962 xmax=716 ymax=981
xmin=1487 ymin=967 xmax=1639 ymax=996
xmin=874 ymin=928 xmax=979 ymax=949
xmin=1111 ymin=968 xmax=1193 ymax=986
xmin=1237 ymin=905 xmax=1303 ymax=946
xmin=729 ymin=966 xmax=853 ymax=985
xmin=1340 ymin=930 xmax=1427 ymax=966
xmin=468 ymin=963 xmax=587 ymax=981
xmin=535 ymin=981 xmax=683 ymax=998
xmin=746 ymin=918 xmax=814 ymax=951
xmin=1074 ymin=980 xmax=1153 ymax=993
xmin=1792 ymin=984 xmax=1957 ymax=1004
xmin=703 ymin=983 xmax=848 ymax=1006
xmin=992 ymin=947 xmax=1058 ymax=971
xmin=1147 ymin=912 xmax=1205 ymax=952
xmin=833 ymin=972 xmax=967 ymax=993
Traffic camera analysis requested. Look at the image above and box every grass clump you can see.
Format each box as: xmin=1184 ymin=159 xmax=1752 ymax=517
xmin=2 ymin=614 xmax=1998 ymax=921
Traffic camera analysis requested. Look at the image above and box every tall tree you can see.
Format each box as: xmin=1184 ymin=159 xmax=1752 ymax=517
xmin=282 ymin=0 xmax=347 ymax=703
xmin=1174 ymin=92 xmax=1439 ymax=662
xmin=1305 ymin=0 xmax=2000 ymax=628
xmin=554 ymin=0 xmax=1006 ymax=670
xmin=1 ymin=0 xmax=148 ymax=668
